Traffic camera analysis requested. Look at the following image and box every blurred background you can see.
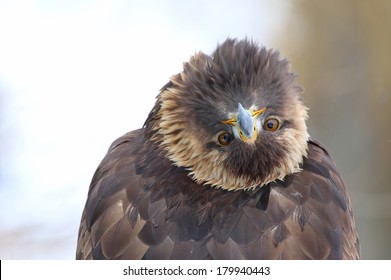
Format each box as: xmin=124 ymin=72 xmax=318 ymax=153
xmin=0 ymin=0 xmax=390 ymax=259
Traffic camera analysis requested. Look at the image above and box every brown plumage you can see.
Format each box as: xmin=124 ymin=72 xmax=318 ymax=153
xmin=76 ymin=38 xmax=360 ymax=259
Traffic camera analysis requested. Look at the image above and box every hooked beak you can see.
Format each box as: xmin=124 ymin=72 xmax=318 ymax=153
xmin=221 ymin=103 xmax=266 ymax=142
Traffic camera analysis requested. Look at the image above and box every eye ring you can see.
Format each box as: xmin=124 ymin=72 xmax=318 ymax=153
xmin=263 ymin=116 xmax=281 ymax=132
xmin=218 ymin=132 xmax=233 ymax=146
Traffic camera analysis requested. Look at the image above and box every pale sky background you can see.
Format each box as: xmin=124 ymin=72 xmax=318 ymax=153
xmin=0 ymin=0 xmax=292 ymax=259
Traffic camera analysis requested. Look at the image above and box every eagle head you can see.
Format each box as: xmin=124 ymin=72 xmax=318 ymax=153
xmin=148 ymin=38 xmax=309 ymax=191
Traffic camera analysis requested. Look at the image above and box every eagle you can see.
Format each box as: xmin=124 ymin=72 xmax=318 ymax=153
xmin=76 ymin=38 xmax=360 ymax=260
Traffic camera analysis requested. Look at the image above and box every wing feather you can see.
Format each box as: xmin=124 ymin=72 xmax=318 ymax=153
xmin=76 ymin=135 xmax=359 ymax=259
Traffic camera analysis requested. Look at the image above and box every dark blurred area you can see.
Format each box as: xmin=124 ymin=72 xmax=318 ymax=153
xmin=278 ymin=0 xmax=391 ymax=259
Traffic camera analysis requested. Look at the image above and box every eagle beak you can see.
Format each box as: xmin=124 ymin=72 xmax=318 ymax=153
xmin=221 ymin=103 xmax=266 ymax=143
xmin=237 ymin=103 xmax=257 ymax=142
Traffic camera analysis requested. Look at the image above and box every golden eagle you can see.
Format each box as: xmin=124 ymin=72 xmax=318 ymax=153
xmin=76 ymin=39 xmax=360 ymax=259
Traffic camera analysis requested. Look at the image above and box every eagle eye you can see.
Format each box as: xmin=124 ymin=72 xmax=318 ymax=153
xmin=218 ymin=132 xmax=233 ymax=146
xmin=263 ymin=116 xmax=281 ymax=132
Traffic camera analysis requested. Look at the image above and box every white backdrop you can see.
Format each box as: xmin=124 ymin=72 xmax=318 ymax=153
xmin=0 ymin=0 xmax=290 ymax=259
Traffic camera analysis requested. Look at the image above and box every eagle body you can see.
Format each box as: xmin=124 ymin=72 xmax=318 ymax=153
xmin=76 ymin=39 xmax=359 ymax=259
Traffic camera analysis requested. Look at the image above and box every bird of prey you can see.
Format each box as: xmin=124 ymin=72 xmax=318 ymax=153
xmin=76 ymin=38 xmax=360 ymax=260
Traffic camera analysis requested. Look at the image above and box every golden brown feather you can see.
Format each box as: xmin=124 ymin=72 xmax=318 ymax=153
xmin=76 ymin=38 xmax=359 ymax=259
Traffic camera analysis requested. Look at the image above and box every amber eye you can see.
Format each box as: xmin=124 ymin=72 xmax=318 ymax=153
xmin=263 ymin=117 xmax=280 ymax=132
xmin=218 ymin=132 xmax=233 ymax=146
